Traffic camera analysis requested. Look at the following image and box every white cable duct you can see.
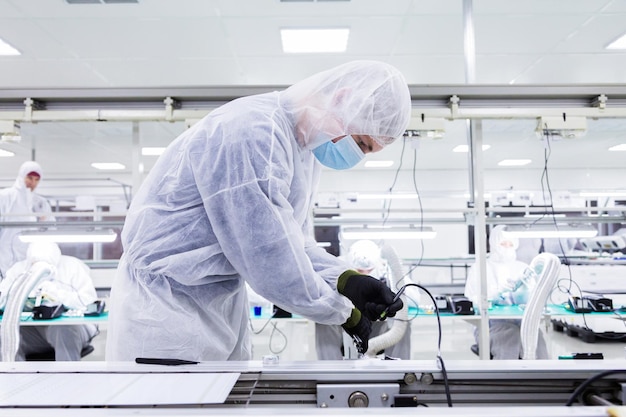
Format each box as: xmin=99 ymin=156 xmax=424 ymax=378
xmin=364 ymin=244 xmax=409 ymax=358
xmin=520 ymin=253 xmax=561 ymax=360
xmin=1 ymin=261 xmax=54 ymax=362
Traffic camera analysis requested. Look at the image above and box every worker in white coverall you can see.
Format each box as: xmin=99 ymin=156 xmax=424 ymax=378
xmin=0 ymin=161 xmax=55 ymax=279
xmin=465 ymin=225 xmax=549 ymax=359
xmin=106 ymin=60 xmax=410 ymax=361
xmin=0 ymin=242 xmax=99 ymax=361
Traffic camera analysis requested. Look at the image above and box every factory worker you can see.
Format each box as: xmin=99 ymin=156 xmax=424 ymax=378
xmin=464 ymin=225 xmax=548 ymax=359
xmin=106 ymin=60 xmax=410 ymax=361
xmin=0 ymin=161 xmax=55 ymax=279
xmin=316 ymin=240 xmax=413 ymax=359
xmin=0 ymin=242 xmax=99 ymax=361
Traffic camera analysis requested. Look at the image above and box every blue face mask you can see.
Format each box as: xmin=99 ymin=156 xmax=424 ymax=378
xmin=312 ymin=135 xmax=365 ymax=170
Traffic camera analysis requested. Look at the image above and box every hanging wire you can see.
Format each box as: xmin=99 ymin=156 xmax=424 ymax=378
xmin=392 ymin=282 xmax=452 ymax=407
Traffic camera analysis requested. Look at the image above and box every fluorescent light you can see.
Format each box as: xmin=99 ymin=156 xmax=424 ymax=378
xmin=0 ymin=38 xmax=20 ymax=55
xmin=19 ymin=229 xmax=118 ymax=243
xmin=342 ymin=226 xmax=436 ymax=240
xmin=357 ymin=193 xmax=418 ymax=200
xmin=579 ymin=191 xmax=626 ymax=197
xmin=453 ymin=144 xmax=490 ymax=152
xmin=498 ymin=159 xmax=531 ymax=166
xmin=316 ymin=242 xmax=332 ymax=248
xmin=141 ymin=147 xmax=166 ymax=156
xmin=607 ymin=32 xmax=626 ymax=49
xmin=0 ymin=149 xmax=15 ymax=157
xmin=503 ymin=224 xmax=598 ymax=239
xmin=280 ymin=28 xmax=349 ymax=53
xmin=364 ymin=160 xmax=394 ymax=168
xmin=608 ymin=144 xmax=626 ymax=151
xmin=91 ymin=162 xmax=125 ymax=170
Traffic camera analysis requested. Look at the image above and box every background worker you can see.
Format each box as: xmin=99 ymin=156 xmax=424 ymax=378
xmin=0 ymin=161 xmax=55 ymax=279
xmin=106 ymin=60 xmax=410 ymax=362
xmin=464 ymin=225 xmax=549 ymax=359
xmin=0 ymin=242 xmax=99 ymax=361
xmin=316 ymin=240 xmax=413 ymax=359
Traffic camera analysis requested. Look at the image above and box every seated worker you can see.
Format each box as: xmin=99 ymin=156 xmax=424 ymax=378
xmin=0 ymin=242 xmax=99 ymax=361
xmin=316 ymin=240 xmax=412 ymax=359
xmin=464 ymin=225 xmax=548 ymax=360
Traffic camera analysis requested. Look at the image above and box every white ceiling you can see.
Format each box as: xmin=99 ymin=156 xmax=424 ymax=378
xmin=2 ymin=0 xmax=626 ymax=87
xmin=1 ymin=0 xmax=626 ymax=199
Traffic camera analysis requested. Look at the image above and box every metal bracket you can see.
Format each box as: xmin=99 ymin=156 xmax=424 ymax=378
xmin=591 ymin=94 xmax=608 ymax=110
xmin=317 ymin=383 xmax=399 ymax=408
xmin=163 ymin=96 xmax=181 ymax=121
xmin=23 ymin=98 xmax=45 ymax=121
xmin=449 ymin=95 xmax=460 ymax=118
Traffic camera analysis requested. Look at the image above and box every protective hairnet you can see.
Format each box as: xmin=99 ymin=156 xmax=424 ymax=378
xmin=26 ymin=242 xmax=61 ymax=267
xmin=107 ymin=61 xmax=411 ymax=362
xmin=0 ymin=161 xmax=45 ymax=277
xmin=348 ymin=240 xmax=382 ymax=272
xmin=489 ymin=225 xmax=519 ymax=263
xmin=281 ymin=60 xmax=412 ymax=149
xmin=464 ymin=225 xmax=528 ymax=304
xmin=1 ymin=243 xmax=97 ymax=310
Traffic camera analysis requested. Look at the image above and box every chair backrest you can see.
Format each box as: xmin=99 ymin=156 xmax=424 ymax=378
xmin=520 ymin=253 xmax=561 ymax=360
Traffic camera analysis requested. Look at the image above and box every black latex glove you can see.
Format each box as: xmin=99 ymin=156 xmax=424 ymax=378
xmin=337 ymin=270 xmax=403 ymax=321
xmin=341 ymin=308 xmax=372 ymax=354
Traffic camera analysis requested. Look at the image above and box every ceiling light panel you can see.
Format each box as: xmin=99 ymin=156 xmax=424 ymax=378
xmin=91 ymin=162 xmax=125 ymax=170
xmin=606 ymin=32 xmax=626 ymax=49
xmin=0 ymin=38 xmax=20 ymax=56
xmin=498 ymin=159 xmax=532 ymax=166
xmin=281 ymin=28 xmax=349 ymax=53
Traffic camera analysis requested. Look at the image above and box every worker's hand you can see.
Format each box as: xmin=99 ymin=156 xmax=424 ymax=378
xmin=341 ymin=308 xmax=371 ymax=354
xmin=337 ymin=270 xmax=403 ymax=321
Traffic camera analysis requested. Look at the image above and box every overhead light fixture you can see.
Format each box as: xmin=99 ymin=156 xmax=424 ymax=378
xmin=405 ymin=116 xmax=446 ymax=139
xmin=341 ymin=226 xmax=437 ymax=240
xmin=580 ymin=235 xmax=626 ymax=252
xmin=0 ymin=148 xmax=15 ymax=157
xmin=91 ymin=162 xmax=126 ymax=170
xmin=357 ymin=193 xmax=418 ymax=200
xmin=280 ymin=28 xmax=349 ymax=53
xmin=608 ymin=144 xmax=626 ymax=151
xmin=18 ymin=229 xmax=118 ymax=244
xmin=0 ymin=120 xmax=21 ymax=143
xmin=579 ymin=191 xmax=626 ymax=198
xmin=364 ymin=160 xmax=394 ymax=168
xmin=0 ymin=38 xmax=20 ymax=56
xmin=141 ymin=147 xmax=166 ymax=156
xmin=498 ymin=159 xmax=531 ymax=166
xmin=503 ymin=224 xmax=598 ymax=239
xmin=536 ymin=116 xmax=587 ymax=139
xmin=606 ymin=32 xmax=626 ymax=50
xmin=453 ymin=144 xmax=490 ymax=152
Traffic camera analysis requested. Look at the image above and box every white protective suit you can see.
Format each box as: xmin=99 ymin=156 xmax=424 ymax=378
xmin=0 ymin=161 xmax=53 ymax=278
xmin=106 ymin=60 xmax=412 ymax=361
xmin=316 ymin=240 xmax=412 ymax=360
xmin=464 ymin=225 xmax=548 ymax=359
xmin=0 ymin=242 xmax=99 ymax=361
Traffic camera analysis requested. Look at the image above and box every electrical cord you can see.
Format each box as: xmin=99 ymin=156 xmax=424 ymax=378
xmin=389 ymin=282 xmax=453 ymax=407
xmin=249 ymin=312 xmax=288 ymax=355
xmin=565 ymin=369 xmax=626 ymax=406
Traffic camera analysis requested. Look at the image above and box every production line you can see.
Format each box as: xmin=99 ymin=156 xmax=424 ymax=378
xmin=0 ymin=359 xmax=625 ymax=415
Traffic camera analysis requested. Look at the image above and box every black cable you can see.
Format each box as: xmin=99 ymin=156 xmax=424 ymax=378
xmin=393 ymin=282 xmax=453 ymax=407
xmin=380 ymin=136 xmax=408 ymax=227
xmin=565 ymin=369 xmax=626 ymax=406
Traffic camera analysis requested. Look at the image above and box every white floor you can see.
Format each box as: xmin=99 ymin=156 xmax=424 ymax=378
xmin=83 ymin=317 xmax=626 ymax=362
